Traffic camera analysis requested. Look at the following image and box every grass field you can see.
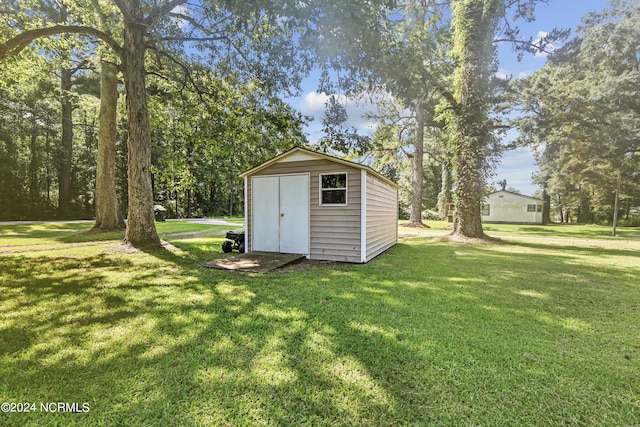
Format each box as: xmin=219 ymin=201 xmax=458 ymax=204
xmin=1 ymin=221 xmax=639 ymax=426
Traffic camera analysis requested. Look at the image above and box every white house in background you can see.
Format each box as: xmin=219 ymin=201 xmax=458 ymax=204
xmin=482 ymin=190 xmax=545 ymax=224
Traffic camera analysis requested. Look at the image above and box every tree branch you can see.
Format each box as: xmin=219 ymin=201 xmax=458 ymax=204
xmin=438 ymin=86 xmax=460 ymax=113
xmin=0 ymin=25 xmax=122 ymax=59
xmin=70 ymin=59 xmax=89 ymax=75
xmin=155 ymin=49 xmax=207 ymax=106
xmin=160 ymin=36 xmax=228 ymax=42
xmin=493 ymin=37 xmax=554 ymax=55
xmin=146 ymin=0 xmax=187 ymax=26
xmin=113 ymin=0 xmax=134 ymax=23
xmin=167 ymin=12 xmax=208 ymax=33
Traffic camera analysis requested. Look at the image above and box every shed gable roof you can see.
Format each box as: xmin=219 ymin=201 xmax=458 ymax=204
xmin=240 ymin=147 xmax=400 ymax=189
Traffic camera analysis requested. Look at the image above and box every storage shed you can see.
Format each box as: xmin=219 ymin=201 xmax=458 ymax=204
xmin=482 ymin=190 xmax=545 ymax=224
xmin=239 ymin=147 xmax=400 ymax=263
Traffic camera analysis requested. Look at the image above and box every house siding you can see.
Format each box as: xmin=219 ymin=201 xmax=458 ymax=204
xmin=365 ymin=173 xmax=398 ymax=261
xmin=482 ymin=191 xmax=544 ymax=224
xmin=247 ymin=159 xmax=363 ymax=263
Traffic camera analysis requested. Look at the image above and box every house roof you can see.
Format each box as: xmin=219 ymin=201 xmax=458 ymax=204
xmin=487 ymin=190 xmax=544 ymax=202
xmin=240 ymin=146 xmax=400 ymax=189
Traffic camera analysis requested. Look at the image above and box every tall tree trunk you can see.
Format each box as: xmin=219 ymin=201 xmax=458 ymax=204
xmin=542 ymin=183 xmax=551 ymax=225
xmin=58 ymin=66 xmax=73 ymax=219
xmin=577 ymin=196 xmax=591 ymax=223
xmin=409 ymin=101 xmax=425 ymax=225
xmin=437 ymin=161 xmax=451 ymax=219
xmin=93 ymin=60 xmax=125 ymax=231
xmin=46 ymin=131 xmax=51 ymax=204
xmin=611 ymin=171 xmax=621 ymax=236
xmin=186 ymin=188 xmax=192 ymax=218
xmin=121 ymin=6 xmax=161 ymax=247
xmin=29 ymin=127 xmax=38 ymax=203
xmin=228 ymin=178 xmax=234 ymax=217
xmin=449 ymin=0 xmax=501 ymax=239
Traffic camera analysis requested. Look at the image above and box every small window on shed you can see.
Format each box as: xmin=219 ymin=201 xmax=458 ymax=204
xmin=481 ymin=203 xmax=490 ymax=216
xmin=527 ymin=204 xmax=537 ymax=212
xmin=320 ymin=173 xmax=347 ymax=205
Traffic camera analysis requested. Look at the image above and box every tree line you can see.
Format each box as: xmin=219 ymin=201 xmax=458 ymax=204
xmin=1 ymin=0 xmax=638 ymax=248
xmin=322 ymin=0 xmax=638 ymax=229
xmin=515 ymin=0 xmax=640 ymax=225
xmin=1 ymin=0 xmax=316 ymax=246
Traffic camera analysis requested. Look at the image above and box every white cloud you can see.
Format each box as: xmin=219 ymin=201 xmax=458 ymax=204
xmin=495 ymin=70 xmax=509 ymax=80
xmin=533 ymin=31 xmax=552 ymax=57
xmin=495 ymin=69 xmax=532 ymax=81
xmin=299 ymin=92 xmax=330 ymax=119
xmin=298 ymin=91 xmax=383 ymax=133
xmin=171 ymin=4 xmax=189 ymax=15
xmin=170 ymin=4 xmax=190 ymax=28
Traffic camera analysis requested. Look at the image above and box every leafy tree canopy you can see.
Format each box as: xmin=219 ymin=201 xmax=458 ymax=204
xmin=515 ymin=0 xmax=640 ymax=223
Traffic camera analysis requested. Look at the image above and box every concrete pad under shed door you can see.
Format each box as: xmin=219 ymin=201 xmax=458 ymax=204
xmin=252 ymin=174 xmax=309 ymax=255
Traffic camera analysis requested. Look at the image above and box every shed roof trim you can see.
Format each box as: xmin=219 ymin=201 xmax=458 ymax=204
xmin=240 ymin=147 xmax=400 ymax=189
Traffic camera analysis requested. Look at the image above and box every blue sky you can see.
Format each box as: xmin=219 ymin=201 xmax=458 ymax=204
xmin=290 ymin=0 xmax=611 ymax=197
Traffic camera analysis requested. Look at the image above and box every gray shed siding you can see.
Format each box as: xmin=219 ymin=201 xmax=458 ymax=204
xmin=365 ymin=172 xmax=398 ymax=261
xmin=246 ymin=159 xmax=363 ymax=263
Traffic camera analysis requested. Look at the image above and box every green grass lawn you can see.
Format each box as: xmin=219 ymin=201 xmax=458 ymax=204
xmin=404 ymin=220 xmax=640 ymax=239
xmin=1 ymin=221 xmax=639 ymax=426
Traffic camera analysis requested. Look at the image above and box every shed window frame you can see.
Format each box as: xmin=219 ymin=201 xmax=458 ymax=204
xmin=319 ymin=172 xmax=348 ymax=206
xmin=527 ymin=204 xmax=542 ymax=213
xmin=481 ymin=203 xmax=490 ymax=216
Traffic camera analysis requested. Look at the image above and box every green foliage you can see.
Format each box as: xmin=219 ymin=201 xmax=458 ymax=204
xmin=0 ymin=49 xmax=103 ymax=220
xmin=441 ymin=0 xmax=572 ymax=237
xmin=1 ymin=0 xmax=319 ymax=220
xmin=516 ymin=0 xmax=640 ymax=224
xmin=315 ymin=2 xmax=453 ymax=155
xmin=0 ymin=0 xmax=118 ymax=220
xmin=147 ymin=61 xmax=308 ymax=218
xmin=368 ymin=112 xmax=447 ymax=218
xmin=0 ymin=55 xmax=60 ymax=219
xmin=444 ymin=0 xmax=506 ymax=237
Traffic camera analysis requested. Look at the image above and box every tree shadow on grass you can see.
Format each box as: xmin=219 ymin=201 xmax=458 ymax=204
xmin=2 ymin=245 xmax=416 ymax=424
xmin=137 ymin=237 xmax=640 ymax=423
xmin=1 ymin=238 xmax=639 ymax=426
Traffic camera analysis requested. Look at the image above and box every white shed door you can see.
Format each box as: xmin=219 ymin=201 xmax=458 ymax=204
xmin=252 ymin=175 xmax=309 ymax=254
xmin=252 ymin=176 xmax=280 ymax=252
xmin=279 ymin=175 xmax=309 ymax=254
